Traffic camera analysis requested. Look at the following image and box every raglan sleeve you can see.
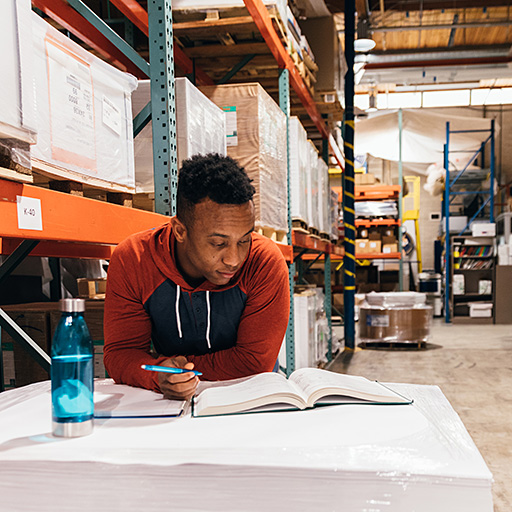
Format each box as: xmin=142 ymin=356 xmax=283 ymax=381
xmin=187 ymin=239 xmax=290 ymax=380
xmin=103 ymin=241 xmax=167 ymax=392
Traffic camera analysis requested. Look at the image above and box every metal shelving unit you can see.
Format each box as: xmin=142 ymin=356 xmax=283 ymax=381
xmin=1 ymin=0 xmax=345 ymax=384
xmin=443 ymin=120 xmax=495 ymax=323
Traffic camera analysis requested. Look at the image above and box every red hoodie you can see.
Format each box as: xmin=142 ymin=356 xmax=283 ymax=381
xmin=104 ymin=222 xmax=290 ymax=392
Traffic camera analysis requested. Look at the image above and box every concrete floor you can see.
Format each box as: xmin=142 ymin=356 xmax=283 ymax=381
xmin=328 ymin=319 xmax=512 ymax=511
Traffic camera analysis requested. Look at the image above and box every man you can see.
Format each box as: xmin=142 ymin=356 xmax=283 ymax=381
xmin=104 ymin=153 xmax=290 ymax=400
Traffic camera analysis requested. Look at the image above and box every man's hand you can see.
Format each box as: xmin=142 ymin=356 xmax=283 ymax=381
xmin=157 ymin=356 xmax=199 ymax=400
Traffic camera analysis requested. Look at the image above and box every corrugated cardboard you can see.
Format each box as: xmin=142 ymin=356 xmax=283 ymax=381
xmin=367 ymin=240 xmax=382 ymax=254
xmin=200 ymin=83 xmax=288 ymax=232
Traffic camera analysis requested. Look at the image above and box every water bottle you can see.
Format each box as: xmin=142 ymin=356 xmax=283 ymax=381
xmin=51 ymin=298 xmax=94 ymax=437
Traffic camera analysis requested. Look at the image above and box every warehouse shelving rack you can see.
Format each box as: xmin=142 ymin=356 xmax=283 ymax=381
xmin=0 ymin=0 xmax=345 ymax=386
xmin=443 ymin=120 xmax=495 ymax=323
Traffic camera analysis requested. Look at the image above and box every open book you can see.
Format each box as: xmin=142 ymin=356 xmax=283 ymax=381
xmin=193 ymin=368 xmax=412 ymax=417
xmin=93 ymin=380 xmax=186 ymax=418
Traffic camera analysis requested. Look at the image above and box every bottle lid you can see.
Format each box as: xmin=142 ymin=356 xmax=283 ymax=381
xmin=59 ymin=298 xmax=86 ymax=313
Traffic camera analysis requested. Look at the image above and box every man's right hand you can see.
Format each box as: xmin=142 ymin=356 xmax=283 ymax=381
xmin=157 ymin=356 xmax=199 ymax=401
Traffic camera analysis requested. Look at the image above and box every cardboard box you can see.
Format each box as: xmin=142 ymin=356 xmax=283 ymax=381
xmin=355 ymin=173 xmax=376 ymax=186
xmin=478 ymin=280 xmax=492 ymax=295
xmin=367 ymin=240 xmax=382 ymax=254
xmin=201 ymin=83 xmax=288 ymax=232
xmin=356 ymin=239 xmax=369 ymax=253
xmin=368 ymin=229 xmax=381 ymax=241
xmin=382 ymin=243 xmax=398 ymax=254
xmin=453 ymin=274 xmax=465 ymax=295
xmin=77 ymin=278 xmax=107 ymax=299
xmin=469 ymin=303 xmax=493 ymax=318
xmin=471 ymin=222 xmax=496 ymax=237
xmin=382 ymin=235 xmax=397 ymax=245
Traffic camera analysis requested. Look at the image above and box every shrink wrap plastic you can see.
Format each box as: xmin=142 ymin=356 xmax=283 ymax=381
xmin=317 ymin=157 xmax=329 ymax=235
xmin=0 ymin=380 xmax=493 ymax=511
xmin=359 ymin=292 xmax=433 ymax=343
xmin=132 ymin=78 xmax=227 ymax=193
xmin=289 ymin=117 xmax=308 ymax=224
xmin=330 ymin=189 xmax=339 ymax=241
xmin=307 ymin=140 xmax=319 ymax=231
xmin=201 ymin=83 xmax=288 ymax=232
xmin=0 ymin=0 xmax=37 ymax=145
xmin=30 ymin=13 xmax=137 ymax=189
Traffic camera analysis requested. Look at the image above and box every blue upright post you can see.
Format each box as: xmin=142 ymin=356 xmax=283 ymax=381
xmin=444 ymin=123 xmax=451 ymax=323
xmin=279 ymin=68 xmax=295 ymax=376
xmin=322 ymin=139 xmax=332 ymax=361
xmin=148 ymin=0 xmax=178 ymax=216
xmin=343 ymin=0 xmax=356 ymax=349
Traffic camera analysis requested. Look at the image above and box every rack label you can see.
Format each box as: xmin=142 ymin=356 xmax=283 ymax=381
xmin=16 ymin=196 xmax=43 ymax=231
xmin=221 ymin=106 xmax=238 ymax=147
xmin=366 ymin=314 xmax=389 ymax=327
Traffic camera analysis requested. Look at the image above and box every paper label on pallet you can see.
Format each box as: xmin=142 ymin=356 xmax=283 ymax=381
xmin=366 ymin=314 xmax=390 ymax=327
xmin=102 ymin=95 xmax=122 ymax=136
xmin=16 ymin=196 xmax=43 ymax=231
xmin=45 ymin=37 xmax=96 ymax=170
xmin=221 ymin=106 xmax=238 ymax=146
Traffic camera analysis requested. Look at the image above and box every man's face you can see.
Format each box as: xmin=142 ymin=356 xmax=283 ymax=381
xmin=174 ymin=198 xmax=255 ymax=286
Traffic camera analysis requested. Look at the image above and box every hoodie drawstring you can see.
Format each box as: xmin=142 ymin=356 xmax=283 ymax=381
xmin=175 ymin=285 xmax=183 ymax=338
xmin=175 ymin=286 xmax=211 ymax=349
xmin=206 ymin=291 xmax=211 ymax=349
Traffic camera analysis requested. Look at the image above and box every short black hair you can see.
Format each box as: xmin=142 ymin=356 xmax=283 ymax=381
xmin=177 ymin=153 xmax=255 ymax=227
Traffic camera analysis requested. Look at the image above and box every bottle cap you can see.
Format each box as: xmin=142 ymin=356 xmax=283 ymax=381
xmin=59 ymin=298 xmax=86 ymax=313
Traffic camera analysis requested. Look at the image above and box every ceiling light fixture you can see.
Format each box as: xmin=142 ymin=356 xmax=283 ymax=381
xmin=355 ymin=18 xmax=376 ymax=53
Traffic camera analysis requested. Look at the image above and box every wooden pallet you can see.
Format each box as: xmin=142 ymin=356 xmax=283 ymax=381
xmin=308 ymin=226 xmax=320 ymax=239
xmin=359 ymin=340 xmax=427 ymax=350
xmin=292 ymin=218 xmax=308 ymax=233
xmin=256 ymin=226 xmax=287 ymax=244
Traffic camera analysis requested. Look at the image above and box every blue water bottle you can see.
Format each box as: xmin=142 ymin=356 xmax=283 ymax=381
xmin=51 ymin=298 xmax=94 ymax=437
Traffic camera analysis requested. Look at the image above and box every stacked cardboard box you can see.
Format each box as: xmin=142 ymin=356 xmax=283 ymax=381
xmin=201 ymin=83 xmax=288 ymax=232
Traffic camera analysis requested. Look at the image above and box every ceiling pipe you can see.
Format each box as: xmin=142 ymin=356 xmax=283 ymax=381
xmin=370 ymin=20 xmax=512 ymax=32
xmin=365 ymin=55 xmax=512 ymax=69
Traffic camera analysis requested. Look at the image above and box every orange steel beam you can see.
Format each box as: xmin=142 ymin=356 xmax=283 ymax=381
xmin=242 ymin=0 xmax=344 ymax=169
xmin=107 ymin=0 xmax=214 ymax=85
xmin=0 ymin=239 xmax=114 ymax=260
xmin=33 ymin=0 xmax=146 ymax=78
xmin=0 ymin=179 xmax=168 ymax=245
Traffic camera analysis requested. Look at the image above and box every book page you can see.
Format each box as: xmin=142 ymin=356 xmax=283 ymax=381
xmin=289 ymin=368 xmax=410 ymax=406
xmin=94 ymin=381 xmax=186 ymax=418
xmin=194 ymin=372 xmax=308 ymax=417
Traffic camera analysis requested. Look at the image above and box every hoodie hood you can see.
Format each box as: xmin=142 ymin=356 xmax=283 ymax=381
xmin=148 ymin=221 xmax=248 ymax=293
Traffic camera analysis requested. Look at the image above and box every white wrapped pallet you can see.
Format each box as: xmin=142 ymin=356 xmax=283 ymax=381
xmin=132 ymin=78 xmax=227 ymax=193
xmin=0 ymin=0 xmax=37 ymax=169
xmin=307 ymin=140 xmax=319 ymax=233
xmin=201 ymin=83 xmax=288 ymax=233
xmin=289 ymin=117 xmax=308 ymax=226
xmin=330 ymin=188 xmax=339 ymax=241
xmin=317 ymin=156 xmax=329 ymax=236
xmin=30 ymin=13 xmax=137 ymax=190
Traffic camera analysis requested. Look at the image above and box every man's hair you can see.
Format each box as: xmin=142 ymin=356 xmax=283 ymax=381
xmin=177 ymin=153 xmax=255 ymax=227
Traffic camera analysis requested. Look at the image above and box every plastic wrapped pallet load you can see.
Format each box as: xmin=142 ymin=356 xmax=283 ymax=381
xmin=289 ymin=117 xmax=309 ymax=227
xmin=30 ymin=13 xmax=137 ymax=191
xmin=359 ymin=292 xmax=433 ymax=344
xmin=330 ymin=188 xmax=339 ymax=241
xmin=0 ymin=0 xmax=37 ymax=171
xmin=132 ymin=78 xmax=227 ymax=193
xmin=307 ymin=140 xmax=320 ymax=233
xmin=201 ymin=83 xmax=288 ymax=233
xmin=317 ymin=156 xmax=330 ymax=237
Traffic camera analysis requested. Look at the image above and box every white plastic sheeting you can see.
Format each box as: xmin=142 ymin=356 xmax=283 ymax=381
xmin=0 ymin=379 xmax=493 ymax=511
xmin=289 ymin=117 xmax=309 ymax=224
xmin=132 ymin=78 xmax=227 ymax=193
xmin=30 ymin=13 xmax=137 ymax=189
xmin=355 ymin=109 xmax=496 ymax=169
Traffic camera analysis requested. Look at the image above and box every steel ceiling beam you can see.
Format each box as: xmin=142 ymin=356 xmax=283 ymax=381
xmin=371 ymin=20 xmax=512 ymax=32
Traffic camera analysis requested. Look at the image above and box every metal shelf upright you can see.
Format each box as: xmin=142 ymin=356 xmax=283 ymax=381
xmin=443 ymin=120 xmax=495 ymax=323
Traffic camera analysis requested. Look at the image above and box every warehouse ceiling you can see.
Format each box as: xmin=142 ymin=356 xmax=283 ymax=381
xmin=325 ymin=0 xmax=512 ymax=92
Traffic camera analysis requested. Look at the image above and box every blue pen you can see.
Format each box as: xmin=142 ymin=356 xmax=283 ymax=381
xmin=141 ymin=364 xmax=202 ymax=376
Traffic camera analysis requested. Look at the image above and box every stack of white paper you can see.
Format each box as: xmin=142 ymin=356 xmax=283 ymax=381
xmin=0 ymin=380 xmax=493 ymax=511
